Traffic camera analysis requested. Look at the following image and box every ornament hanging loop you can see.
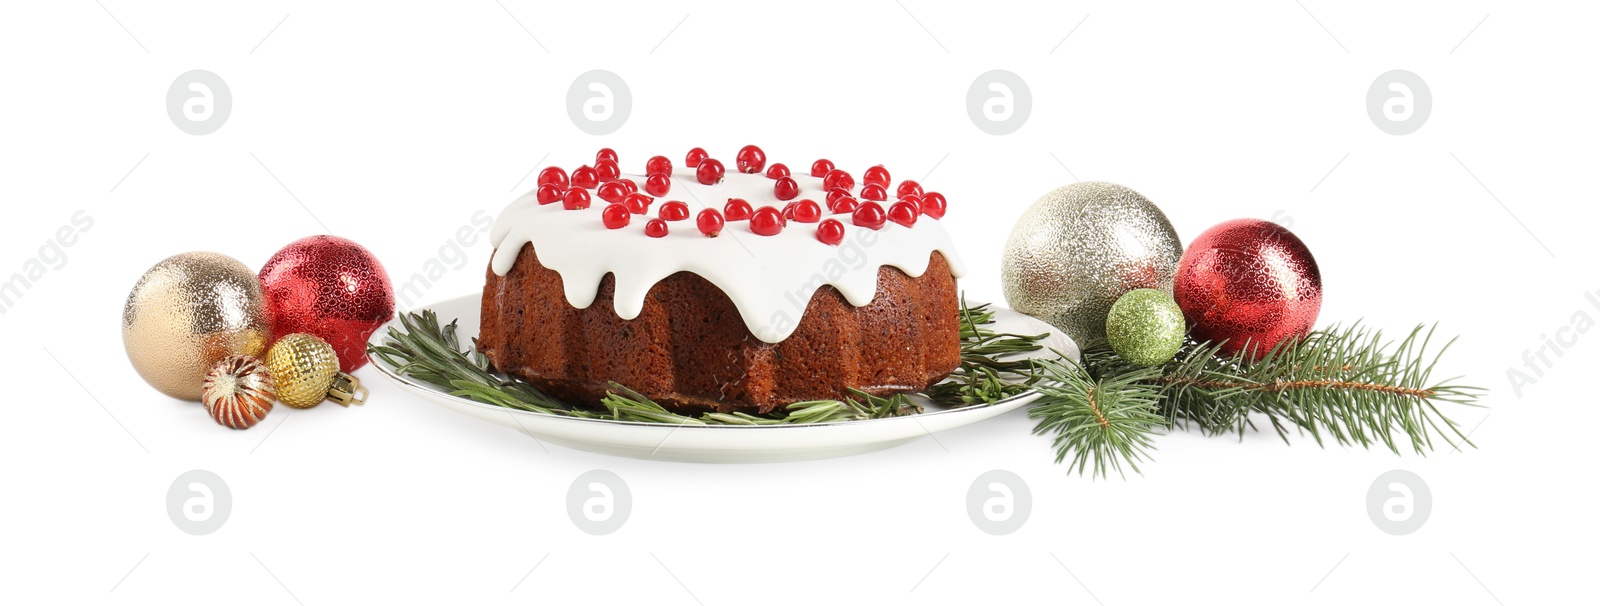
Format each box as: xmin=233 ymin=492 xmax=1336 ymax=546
xmin=327 ymin=373 xmax=368 ymax=407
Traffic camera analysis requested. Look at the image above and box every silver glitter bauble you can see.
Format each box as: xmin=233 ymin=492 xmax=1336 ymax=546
xmin=1001 ymin=182 xmax=1182 ymax=343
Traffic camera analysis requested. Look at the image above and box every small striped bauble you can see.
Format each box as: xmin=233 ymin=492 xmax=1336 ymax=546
xmin=201 ymin=355 xmax=276 ymax=429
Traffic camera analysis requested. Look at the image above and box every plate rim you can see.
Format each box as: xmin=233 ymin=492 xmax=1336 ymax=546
xmin=367 ymin=293 xmax=1067 ymax=431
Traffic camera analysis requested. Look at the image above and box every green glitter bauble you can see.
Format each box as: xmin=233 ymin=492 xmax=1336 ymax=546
xmin=1105 ymin=289 xmax=1186 ymax=367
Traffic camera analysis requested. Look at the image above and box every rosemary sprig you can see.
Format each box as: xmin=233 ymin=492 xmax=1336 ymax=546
xmin=924 ymin=297 xmax=1048 ymax=406
xmin=368 ymin=308 xmax=987 ymax=426
xmin=368 ymin=310 xmax=581 ymax=416
xmin=601 ymin=382 xmax=708 ymax=425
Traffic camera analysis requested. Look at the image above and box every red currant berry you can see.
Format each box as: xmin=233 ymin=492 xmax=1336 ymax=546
xmin=645 ymin=218 xmax=669 ymax=238
xmin=659 ymin=200 xmax=690 ymax=221
xmin=595 ymin=159 xmax=621 ymax=182
xmin=825 ymin=187 xmax=851 ymax=206
xmin=620 ymin=179 xmax=639 ymax=194
xmin=623 ymin=192 xmax=654 ymax=214
xmin=921 ymin=191 xmax=947 ymax=219
xmin=898 ymin=193 xmax=923 ymax=215
xmin=810 ymin=159 xmax=834 ymax=177
xmin=896 ymin=180 xmax=923 ymax=199
xmin=791 ymin=199 xmax=822 ymax=223
xmin=644 ymin=173 xmax=671 ymax=197
xmin=750 ymin=206 xmax=785 ymax=236
xmin=686 ymin=147 xmax=709 ymax=168
xmin=601 ymin=203 xmax=631 ymax=229
xmin=697 ymin=208 xmax=724 ymax=237
xmin=766 ymin=163 xmax=790 ymax=179
xmin=774 ymin=176 xmax=800 ymax=201
xmin=858 ymin=183 xmax=887 ymax=201
xmin=537 ymin=166 xmax=569 ymax=189
xmin=696 ymin=158 xmax=726 ymax=185
xmin=863 ymin=165 xmax=890 ymax=188
xmin=815 ymin=218 xmax=845 ymax=246
xmin=829 ymin=196 xmax=859 ymax=215
xmin=736 ymin=145 xmax=767 ymax=173
xmin=724 ymin=198 xmax=753 ymax=221
xmin=596 ymin=148 xmax=618 ymax=165
xmin=852 ymin=201 xmax=886 ymax=229
xmin=646 ymin=155 xmax=672 ymax=176
xmin=597 ymin=180 xmax=629 ymax=203
xmin=823 ymin=169 xmax=854 ymax=192
xmin=562 ymin=188 xmax=591 ymax=210
xmin=536 ymin=183 xmax=563 ymax=204
xmin=571 ymin=165 xmax=599 ymax=189
xmin=888 ymin=201 xmax=919 ymax=228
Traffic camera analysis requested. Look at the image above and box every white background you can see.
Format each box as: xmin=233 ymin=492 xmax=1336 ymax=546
xmin=2 ymin=1 xmax=1595 ymax=604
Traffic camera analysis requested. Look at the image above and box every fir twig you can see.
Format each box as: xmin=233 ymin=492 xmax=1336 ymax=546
xmin=1027 ymin=356 xmax=1168 ymax=479
xmin=1032 ymin=322 xmax=1485 ymax=478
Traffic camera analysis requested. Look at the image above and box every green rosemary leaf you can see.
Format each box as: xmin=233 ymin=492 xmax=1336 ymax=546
xmin=369 ymin=297 xmax=1022 ymax=428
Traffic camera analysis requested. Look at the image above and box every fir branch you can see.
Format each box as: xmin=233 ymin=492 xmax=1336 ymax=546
xmin=1239 ymin=323 xmax=1483 ymax=454
xmin=1079 ymin=338 xmax=1253 ymax=436
xmin=1035 ymin=322 xmax=1485 ymax=477
xmin=1026 ymin=357 xmax=1168 ymax=479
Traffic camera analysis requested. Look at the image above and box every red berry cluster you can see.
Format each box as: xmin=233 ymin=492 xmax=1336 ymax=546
xmin=535 ymin=147 xmax=948 ymax=243
xmin=798 ymin=159 xmax=949 ymax=243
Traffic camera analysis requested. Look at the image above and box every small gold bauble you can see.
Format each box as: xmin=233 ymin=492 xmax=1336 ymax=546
xmin=122 ymin=252 xmax=269 ymax=401
xmin=265 ymin=333 xmax=340 ymax=408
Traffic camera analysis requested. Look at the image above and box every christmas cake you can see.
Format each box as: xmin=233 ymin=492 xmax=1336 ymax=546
xmin=478 ymin=146 xmax=966 ymax=415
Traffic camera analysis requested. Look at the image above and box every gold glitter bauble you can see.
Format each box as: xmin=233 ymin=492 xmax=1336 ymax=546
xmin=1001 ymin=182 xmax=1183 ymax=344
xmin=202 ymin=355 xmax=276 ymax=429
xmin=122 ymin=252 xmax=269 ymax=401
xmin=265 ymin=333 xmax=340 ymax=408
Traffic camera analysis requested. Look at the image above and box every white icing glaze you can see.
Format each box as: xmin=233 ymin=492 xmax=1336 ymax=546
xmin=490 ymin=165 xmax=967 ymax=343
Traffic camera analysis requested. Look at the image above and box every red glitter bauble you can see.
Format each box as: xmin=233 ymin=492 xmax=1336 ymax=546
xmin=259 ymin=236 xmax=395 ymax=372
xmin=1174 ymin=219 xmax=1321 ymax=361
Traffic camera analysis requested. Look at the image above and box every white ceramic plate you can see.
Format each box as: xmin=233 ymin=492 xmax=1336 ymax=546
xmin=368 ymin=294 xmax=1076 ymax=463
